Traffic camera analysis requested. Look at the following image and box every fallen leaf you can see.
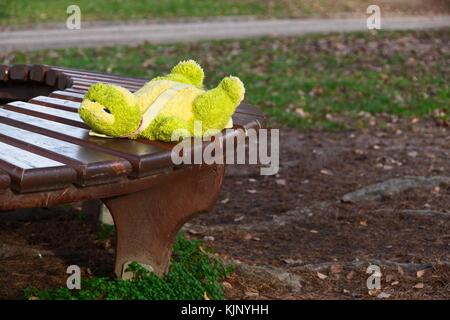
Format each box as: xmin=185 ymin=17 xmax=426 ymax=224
xmin=310 ymin=230 xmax=319 ymax=234
xmin=320 ymin=169 xmax=333 ymax=176
xmin=377 ymin=292 xmax=391 ymax=299
xmin=317 ymin=272 xmax=328 ymax=280
xmin=275 ymin=179 xmax=287 ymax=186
xmin=187 ymin=229 xmax=203 ymax=235
xmin=203 ymin=292 xmax=210 ymax=300
xmin=221 ymin=198 xmax=230 ymax=204
xmin=244 ymin=290 xmax=259 ymax=298
xmin=413 ymin=283 xmax=424 ymax=289
xmin=247 ymin=189 xmax=257 ymax=194
xmin=368 ymin=289 xmax=379 ymax=296
xmin=416 ymin=270 xmax=426 ymax=278
xmin=331 ymin=265 xmax=343 ymax=273
xmin=407 ymin=151 xmax=418 ymax=158
xmin=244 ymin=233 xmax=253 ymax=241
xmin=222 ymin=281 xmax=232 ymax=289
xmin=282 ymin=258 xmax=303 ymax=265
xmin=295 ymin=108 xmax=310 ymax=118
xmin=346 ymin=271 xmax=355 ymax=280
xmin=385 ymin=274 xmax=394 ymax=282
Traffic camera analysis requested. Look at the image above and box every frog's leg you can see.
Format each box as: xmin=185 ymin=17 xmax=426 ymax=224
xmin=192 ymin=76 xmax=245 ymax=134
xmin=155 ymin=60 xmax=205 ymax=87
xmin=139 ymin=114 xmax=190 ymax=142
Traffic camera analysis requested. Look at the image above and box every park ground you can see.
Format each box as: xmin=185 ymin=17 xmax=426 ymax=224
xmin=0 ymin=1 xmax=449 ymax=299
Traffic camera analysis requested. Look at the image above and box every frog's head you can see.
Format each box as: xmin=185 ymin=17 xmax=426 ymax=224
xmin=79 ymin=83 xmax=141 ymax=137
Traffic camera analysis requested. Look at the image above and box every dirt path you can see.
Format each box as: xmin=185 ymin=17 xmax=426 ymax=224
xmin=188 ymin=118 xmax=450 ymax=299
xmin=1 ymin=16 xmax=449 ymax=52
xmin=0 ymin=118 xmax=448 ymax=299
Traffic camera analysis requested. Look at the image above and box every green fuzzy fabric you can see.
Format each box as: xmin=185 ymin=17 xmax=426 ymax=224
xmin=79 ymin=60 xmax=245 ymax=142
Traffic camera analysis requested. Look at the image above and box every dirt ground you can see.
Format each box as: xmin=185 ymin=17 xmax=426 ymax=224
xmin=0 ymin=117 xmax=449 ymax=299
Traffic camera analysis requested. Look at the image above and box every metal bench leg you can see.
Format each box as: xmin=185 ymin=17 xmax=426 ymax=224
xmin=102 ymin=165 xmax=224 ymax=278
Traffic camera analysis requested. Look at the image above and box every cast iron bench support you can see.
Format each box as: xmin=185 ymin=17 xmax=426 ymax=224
xmin=103 ymin=165 xmax=224 ymax=276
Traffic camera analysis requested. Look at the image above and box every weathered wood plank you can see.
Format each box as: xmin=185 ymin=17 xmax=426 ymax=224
xmin=57 ymin=73 xmax=73 ymax=90
xmin=0 ymin=122 xmax=132 ymax=186
xmin=49 ymin=90 xmax=84 ymax=102
xmin=232 ymin=111 xmax=265 ymax=130
xmin=71 ymin=79 xmax=142 ymax=91
xmin=0 ymin=109 xmax=173 ymax=177
xmin=4 ymin=101 xmax=88 ymax=129
xmin=30 ymin=96 xmax=80 ymax=112
xmin=45 ymin=68 xmax=60 ymax=86
xmin=9 ymin=64 xmax=30 ymax=81
xmin=53 ymin=67 xmax=147 ymax=85
xmin=0 ymin=141 xmax=77 ymax=192
xmin=29 ymin=65 xmax=49 ymax=82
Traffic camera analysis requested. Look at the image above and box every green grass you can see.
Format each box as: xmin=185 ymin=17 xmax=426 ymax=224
xmin=3 ymin=0 xmax=447 ymax=27
xmin=0 ymin=0 xmax=299 ymax=26
xmin=25 ymin=234 xmax=232 ymax=300
xmin=6 ymin=29 xmax=448 ymax=129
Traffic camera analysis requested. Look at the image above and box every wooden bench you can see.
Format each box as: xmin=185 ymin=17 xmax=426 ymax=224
xmin=0 ymin=64 xmax=265 ymax=277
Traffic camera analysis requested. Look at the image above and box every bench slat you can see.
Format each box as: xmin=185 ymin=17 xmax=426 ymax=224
xmin=0 ymin=141 xmax=77 ymax=192
xmin=0 ymin=122 xmax=132 ymax=186
xmin=9 ymin=64 xmax=30 ymax=81
xmin=71 ymin=80 xmax=142 ymax=91
xmin=53 ymin=67 xmax=147 ymax=85
xmin=30 ymin=96 xmax=81 ymax=112
xmin=29 ymin=65 xmax=48 ymax=82
xmin=4 ymin=101 xmax=88 ymax=128
xmin=49 ymin=90 xmax=84 ymax=101
xmin=0 ymin=109 xmax=173 ymax=177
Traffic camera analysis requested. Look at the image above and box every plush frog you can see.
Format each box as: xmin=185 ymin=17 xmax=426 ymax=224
xmin=79 ymin=60 xmax=245 ymax=142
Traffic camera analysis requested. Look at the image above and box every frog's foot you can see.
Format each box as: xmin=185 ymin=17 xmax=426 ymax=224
xmin=192 ymin=76 xmax=245 ymax=133
xmin=156 ymin=60 xmax=205 ymax=88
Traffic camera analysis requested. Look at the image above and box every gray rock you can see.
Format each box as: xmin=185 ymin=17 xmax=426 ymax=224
xmin=341 ymin=176 xmax=450 ymax=203
xmin=234 ymin=262 xmax=303 ymax=293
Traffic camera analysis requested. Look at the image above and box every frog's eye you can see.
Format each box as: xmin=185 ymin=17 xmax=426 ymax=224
xmin=103 ymin=108 xmax=111 ymax=114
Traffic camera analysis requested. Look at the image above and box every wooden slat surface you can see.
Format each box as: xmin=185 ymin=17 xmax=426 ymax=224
xmin=0 ymin=122 xmax=131 ymax=186
xmin=50 ymin=90 xmax=84 ymax=101
xmin=0 ymin=109 xmax=173 ymax=177
xmin=30 ymin=96 xmax=81 ymax=112
xmin=4 ymin=101 xmax=88 ymax=128
xmin=0 ymin=141 xmax=77 ymax=192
